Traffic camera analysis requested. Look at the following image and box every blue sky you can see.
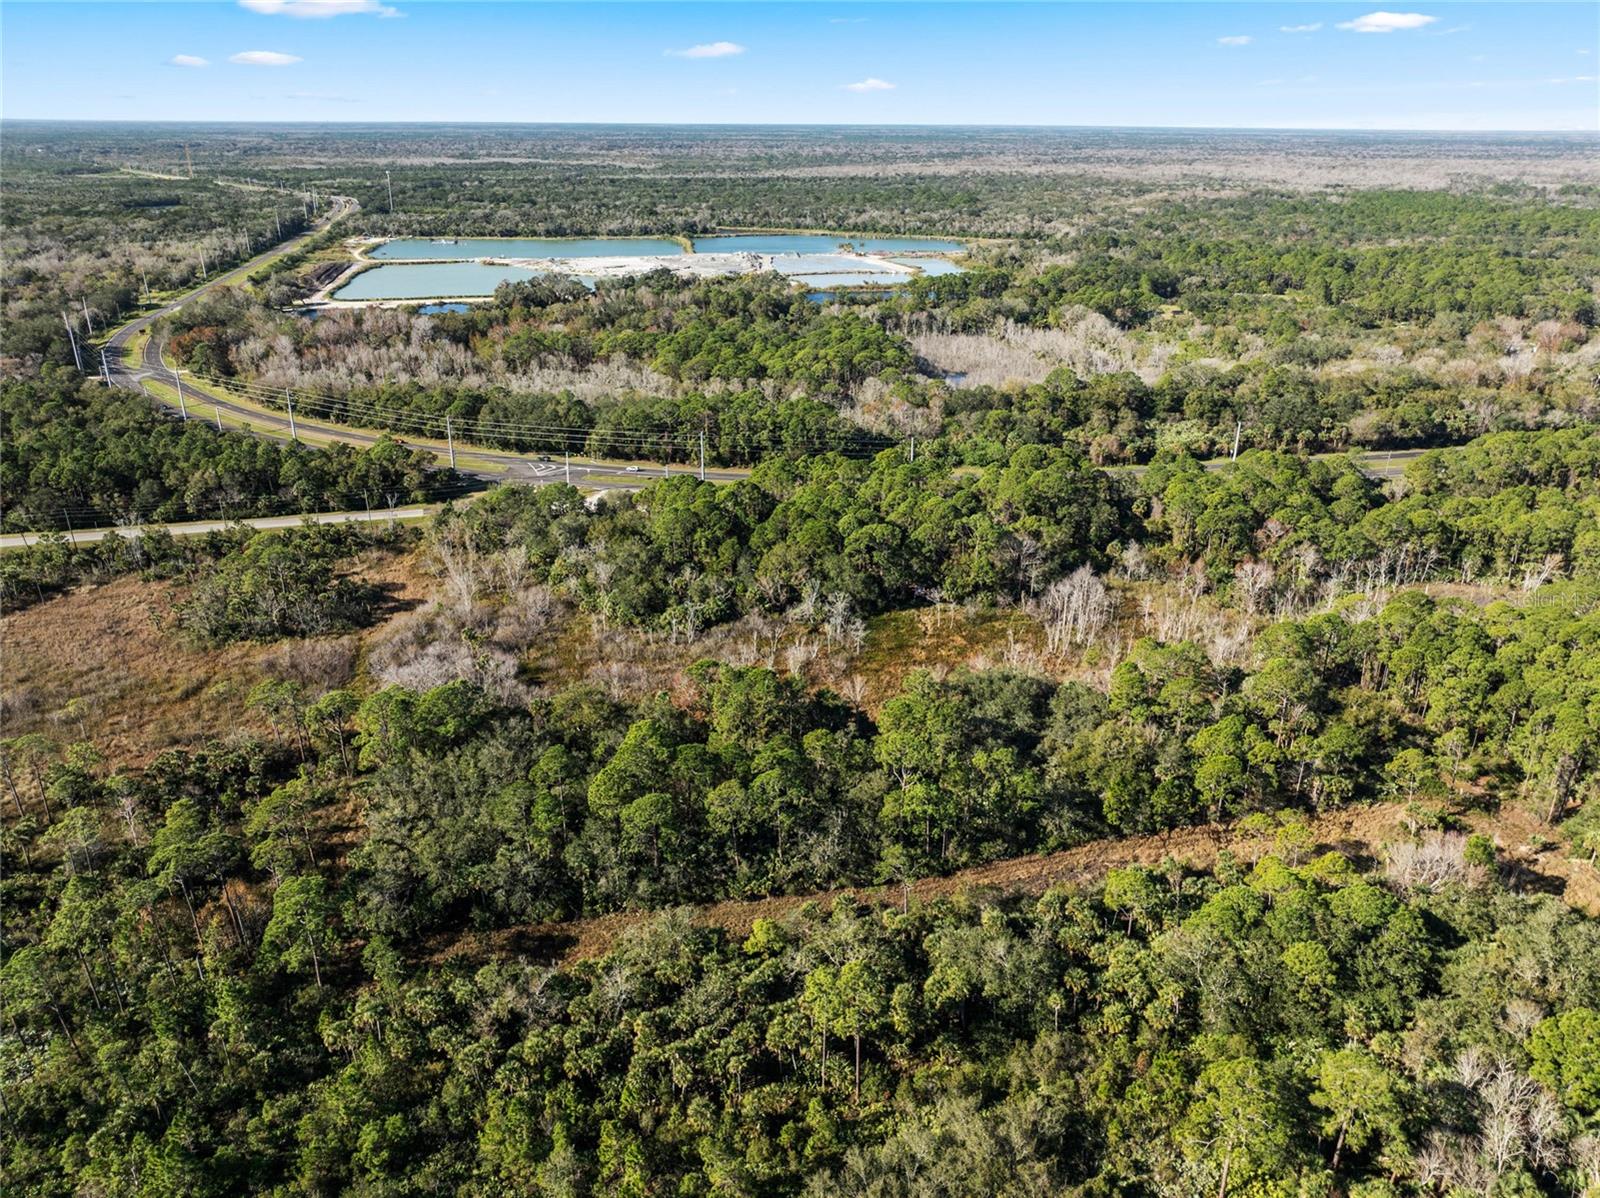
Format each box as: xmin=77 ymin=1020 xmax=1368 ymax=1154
xmin=3 ymin=2 xmax=1596 ymax=130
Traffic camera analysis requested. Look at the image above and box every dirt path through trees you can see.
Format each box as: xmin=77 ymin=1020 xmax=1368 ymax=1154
xmin=435 ymin=800 xmax=1598 ymax=966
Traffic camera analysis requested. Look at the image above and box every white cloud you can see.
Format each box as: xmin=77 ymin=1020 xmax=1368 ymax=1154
xmin=842 ymin=77 xmax=895 ymax=92
xmin=169 ymin=54 xmax=209 ymax=67
xmin=229 ymin=49 xmax=303 ymax=66
xmin=1337 ymin=12 xmax=1439 ymax=34
xmin=240 ymin=0 xmax=399 ymax=17
xmin=1217 ymin=35 xmax=1252 ymax=45
xmin=1578 ymin=48 xmax=1592 ymax=56
xmin=1280 ymin=22 xmax=1323 ymax=33
xmin=666 ymin=41 xmax=746 ymax=58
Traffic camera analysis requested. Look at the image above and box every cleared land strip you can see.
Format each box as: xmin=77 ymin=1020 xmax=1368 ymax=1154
xmin=428 ymin=800 xmax=1599 ymax=967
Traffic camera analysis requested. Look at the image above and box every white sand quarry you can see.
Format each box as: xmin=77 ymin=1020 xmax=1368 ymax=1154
xmin=310 ymin=249 xmax=938 ymax=307
xmin=494 ymin=250 xmax=919 ymax=280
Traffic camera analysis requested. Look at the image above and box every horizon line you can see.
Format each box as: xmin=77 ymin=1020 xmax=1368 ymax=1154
xmin=3 ymin=118 xmax=1597 ymax=135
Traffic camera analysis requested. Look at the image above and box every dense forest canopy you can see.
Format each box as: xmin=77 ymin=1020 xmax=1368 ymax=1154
xmin=0 ymin=373 xmax=448 ymax=533
xmin=2 ymin=123 xmax=1599 ymax=1198
xmin=3 ymin=611 xmax=1599 ymax=1192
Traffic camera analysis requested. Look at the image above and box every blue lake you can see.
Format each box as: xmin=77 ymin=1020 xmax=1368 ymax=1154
xmin=693 ymin=234 xmax=965 ymax=254
xmin=335 ymin=262 xmax=543 ymax=300
xmin=339 ymin=241 xmax=963 ymax=300
xmin=893 ymin=257 xmax=964 ymax=277
xmin=769 ymin=252 xmax=913 ymax=278
xmin=369 ymin=237 xmax=684 ymax=260
xmin=787 ymin=273 xmax=908 ymax=288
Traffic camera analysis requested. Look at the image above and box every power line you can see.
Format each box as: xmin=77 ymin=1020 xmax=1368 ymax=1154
xmin=188 ymin=372 xmax=902 ymax=457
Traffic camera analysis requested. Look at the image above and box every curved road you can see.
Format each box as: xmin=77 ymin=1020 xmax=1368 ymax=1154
xmin=93 ymin=205 xmax=1424 ymax=513
xmin=102 ymin=200 xmax=751 ymax=493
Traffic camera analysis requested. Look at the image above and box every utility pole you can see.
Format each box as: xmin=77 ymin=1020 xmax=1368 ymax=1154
xmin=445 ymin=414 xmax=456 ymax=469
xmin=909 ymin=436 xmax=916 ymax=463
xmin=61 ymin=312 xmax=84 ymax=372
xmin=286 ymin=394 xmax=298 ymax=441
xmin=274 ymin=210 xmax=282 ymax=240
xmin=1231 ymin=421 xmax=1243 ymax=461
xmin=698 ymin=430 xmax=706 ymax=481
xmin=172 ymin=367 xmax=188 ymax=420
xmin=214 ymin=403 xmax=223 ymax=431
xmin=81 ymin=296 xmax=95 ymax=336
xmin=199 ymin=246 xmax=208 ymax=279
xmin=385 ymin=170 xmax=394 ymax=213
xmin=99 ymin=347 xmax=111 ymax=384
xmin=564 ymin=451 xmax=571 ymax=484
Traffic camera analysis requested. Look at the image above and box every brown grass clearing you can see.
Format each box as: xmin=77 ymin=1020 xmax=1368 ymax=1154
xmin=2 ymin=574 xmax=272 ymax=766
xmin=1 ymin=546 xmax=434 ymax=768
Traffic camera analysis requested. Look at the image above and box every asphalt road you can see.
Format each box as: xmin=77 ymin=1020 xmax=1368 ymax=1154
xmin=101 ymin=201 xmax=751 ymax=494
xmin=0 ymin=507 xmax=437 ymax=551
xmin=33 ymin=207 xmax=1427 ymax=550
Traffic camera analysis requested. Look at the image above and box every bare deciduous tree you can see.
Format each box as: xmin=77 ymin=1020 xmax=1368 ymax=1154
xmin=1034 ymin=566 xmax=1113 ymax=656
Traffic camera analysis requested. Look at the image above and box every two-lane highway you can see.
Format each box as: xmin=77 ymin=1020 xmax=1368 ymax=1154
xmin=105 ymin=193 xmax=359 ymax=369
xmin=97 ymin=199 xmax=1423 ymax=514
xmin=101 ymin=197 xmax=753 ymax=494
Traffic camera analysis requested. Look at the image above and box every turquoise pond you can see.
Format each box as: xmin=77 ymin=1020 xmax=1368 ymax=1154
xmin=693 ymin=234 xmax=965 ymax=254
xmin=337 ymin=240 xmax=964 ymax=301
xmin=335 ymin=262 xmax=544 ymax=300
xmin=367 ymin=235 xmax=964 ymax=260
xmin=892 ymin=256 xmax=964 ymax=276
xmin=786 ymin=273 xmax=908 ymax=288
xmin=369 ymin=237 xmax=684 ymax=260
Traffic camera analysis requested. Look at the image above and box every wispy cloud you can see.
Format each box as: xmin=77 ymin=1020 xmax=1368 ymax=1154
xmin=1280 ymin=22 xmax=1323 ymax=33
xmin=169 ymin=54 xmax=209 ymax=67
xmin=666 ymin=41 xmax=746 ymax=59
xmin=1217 ymin=35 xmax=1252 ymax=46
xmin=842 ymin=77 xmax=895 ymax=92
xmin=1337 ymin=12 xmax=1439 ymax=34
xmin=240 ymin=0 xmax=399 ymax=17
xmin=229 ymin=49 xmax=303 ymax=66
